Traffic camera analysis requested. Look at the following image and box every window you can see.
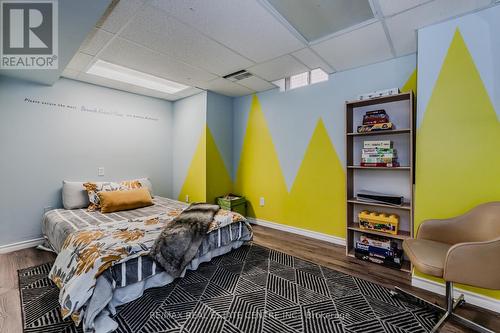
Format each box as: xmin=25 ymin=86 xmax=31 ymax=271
xmin=272 ymin=78 xmax=286 ymax=92
xmin=272 ymin=68 xmax=329 ymax=92
xmin=310 ymin=68 xmax=328 ymax=84
xmin=289 ymin=72 xmax=309 ymax=90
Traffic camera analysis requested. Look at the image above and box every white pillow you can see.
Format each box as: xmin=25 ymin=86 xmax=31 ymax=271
xmin=62 ymin=181 xmax=89 ymax=210
xmin=138 ymin=177 xmax=154 ymax=195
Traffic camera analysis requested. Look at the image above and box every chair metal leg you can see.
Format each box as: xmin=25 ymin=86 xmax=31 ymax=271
xmin=430 ymin=282 xmax=454 ymax=333
xmin=391 ymin=282 xmax=494 ymax=333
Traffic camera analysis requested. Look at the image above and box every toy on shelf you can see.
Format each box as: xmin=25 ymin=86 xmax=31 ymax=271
xmin=354 ymin=233 xmax=403 ymax=269
xmin=358 ymin=210 xmax=399 ymax=235
xmin=357 ymin=109 xmax=395 ymax=133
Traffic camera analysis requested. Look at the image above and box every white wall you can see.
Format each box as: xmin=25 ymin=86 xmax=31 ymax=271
xmin=0 ymin=76 xmax=174 ymax=246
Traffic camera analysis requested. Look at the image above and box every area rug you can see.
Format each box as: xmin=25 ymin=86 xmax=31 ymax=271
xmin=19 ymin=243 xmax=438 ymax=332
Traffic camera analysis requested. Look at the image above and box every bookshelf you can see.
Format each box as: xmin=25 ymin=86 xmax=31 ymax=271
xmin=345 ymin=92 xmax=415 ymax=273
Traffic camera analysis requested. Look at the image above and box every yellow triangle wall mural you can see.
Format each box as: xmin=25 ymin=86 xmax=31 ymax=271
xmin=401 ymin=69 xmax=417 ymax=95
xmin=234 ymin=95 xmax=288 ymax=222
xmin=206 ymin=126 xmax=233 ymax=204
xmin=178 ymin=126 xmax=206 ymax=203
xmin=415 ymin=29 xmax=500 ymax=299
xmin=286 ymin=119 xmax=346 ymax=237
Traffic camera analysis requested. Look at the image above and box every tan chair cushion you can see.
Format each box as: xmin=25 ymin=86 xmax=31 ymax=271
xmin=403 ymin=239 xmax=452 ymax=277
xmin=98 ymin=188 xmax=153 ymax=213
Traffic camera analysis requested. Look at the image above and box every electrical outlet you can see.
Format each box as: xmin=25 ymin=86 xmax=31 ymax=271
xmin=98 ymin=167 xmax=105 ymax=177
xmin=185 ymin=195 xmax=189 ymax=203
xmin=259 ymin=197 xmax=265 ymax=207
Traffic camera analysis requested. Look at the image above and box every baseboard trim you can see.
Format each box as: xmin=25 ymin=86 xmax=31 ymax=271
xmin=0 ymin=237 xmax=44 ymax=254
xmin=247 ymin=217 xmax=346 ymax=246
xmin=412 ymin=276 xmax=500 ymax=313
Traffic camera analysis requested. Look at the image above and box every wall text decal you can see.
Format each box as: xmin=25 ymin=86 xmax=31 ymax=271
xmin=24 ymin=97 xmax=160 ymax=121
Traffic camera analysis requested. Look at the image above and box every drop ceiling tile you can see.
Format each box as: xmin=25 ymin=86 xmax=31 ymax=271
xmin=97 ymin=0 xmax=146 ymax=33
xmin=292 ymin=48 xmax=334 ymax=73
xmin=237 ymin=75 xmax=275 ymax=92
xmin=247 ymin=55 xmax=309 ymax=81
xmin=312 ymin=22 xmax=392 ymax=71
xmin=98 ymin=38 xmax=217 ymax=87
xmin=120 ymin=5 xmax=253 ymax=76
xmin=61 ymin=68 xmax=80 ymax=79
xmin=173 ymin=87 xmax=205 ymax=99
xmin=202 ymin=78 xmax=253 ymax=97
xmin=66 ymin=52 xmax=93 ymax=71
xmin=148 ymin=0 xmax=305 ymax=63
xmin=377 ymin=0 xmax=431 ymax=17
xmin=385 ymin=0 xmax=491 ymax=56
xmin=80 ymin=28 xmax=114 ymax=56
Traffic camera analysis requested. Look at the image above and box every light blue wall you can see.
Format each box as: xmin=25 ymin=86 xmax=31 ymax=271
xmin=172 ymin=92 xmax=207 ymax=199
xmin=0 ymin=76 xmax=174 ymax=246
xmin=232 ymin=54 xmax=417 ymax=189
xmin=417 ymin=4 xmax=500 ymax=128
xmin=207 ymin=91 xmax=233 ymax=176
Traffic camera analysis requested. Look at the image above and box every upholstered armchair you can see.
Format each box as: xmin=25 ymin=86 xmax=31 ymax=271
xmin=393 ymin=202 xmax=500 ymax=333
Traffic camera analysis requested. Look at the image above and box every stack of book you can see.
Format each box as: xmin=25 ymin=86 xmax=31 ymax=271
xmin=361 ymin=140 xmax=399 ymax=167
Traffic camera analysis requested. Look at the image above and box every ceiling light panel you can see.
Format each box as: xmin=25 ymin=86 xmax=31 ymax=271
xmin=267 ymin=0 xmax=374 ymax=42
xmin=87 ymin=60 xmax=190 ymax=94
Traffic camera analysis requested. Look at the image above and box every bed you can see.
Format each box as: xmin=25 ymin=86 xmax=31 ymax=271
xmin=42 ymin=196 xmax=253 ymax=333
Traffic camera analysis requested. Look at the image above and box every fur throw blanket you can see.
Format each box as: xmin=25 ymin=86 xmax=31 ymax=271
xmin=149 ymin=203 xmax=220 ymax=278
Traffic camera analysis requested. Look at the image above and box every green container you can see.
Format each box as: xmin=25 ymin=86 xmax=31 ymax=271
xmin=217 ymin=194 xmax=246 ymax=216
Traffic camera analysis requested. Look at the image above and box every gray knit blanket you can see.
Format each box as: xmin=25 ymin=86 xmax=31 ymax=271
xmin=149 ymin=203 xmax=220 ymax=278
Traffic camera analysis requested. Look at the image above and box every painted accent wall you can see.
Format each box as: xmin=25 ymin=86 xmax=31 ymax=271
xmin=232 ymin=54 xmax=417 ymax=238
xmin=0 ymin=76 xmax=173 ymax=246
xmin=416 ymin=5 xmax=500 ymax=300
xmin=175 ymin=91 xmax=233 ymax=204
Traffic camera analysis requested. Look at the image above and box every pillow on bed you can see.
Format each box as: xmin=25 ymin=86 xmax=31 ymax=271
xmin=98 ymin=188 xmax=153 ymax=213
xmin=83 ymin=182 xmax=127 ymax=211
xmin=62 ymin=181 xmax=90 ymax=209
xmin=121 ymin=177 xmax=154 ymax=195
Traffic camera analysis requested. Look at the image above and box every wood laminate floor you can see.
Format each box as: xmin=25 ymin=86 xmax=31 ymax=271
xmin=0 ymin=225 xmax=498 ymax=333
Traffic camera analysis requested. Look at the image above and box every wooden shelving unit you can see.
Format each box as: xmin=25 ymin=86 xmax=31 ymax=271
xmin=345 ymin=92 xmax=415 ymax=273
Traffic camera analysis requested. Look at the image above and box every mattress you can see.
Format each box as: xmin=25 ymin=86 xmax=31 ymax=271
xmin=42 ymin=196 xmax=186 ymax=252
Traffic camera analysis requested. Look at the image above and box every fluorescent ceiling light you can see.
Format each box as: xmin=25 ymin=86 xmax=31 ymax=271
xmin=86 ymin=60 xmax=189 ymax=94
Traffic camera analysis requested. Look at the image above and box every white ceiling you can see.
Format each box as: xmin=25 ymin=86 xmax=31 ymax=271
xmin=62 ymin=0 xmax=497 ymax=101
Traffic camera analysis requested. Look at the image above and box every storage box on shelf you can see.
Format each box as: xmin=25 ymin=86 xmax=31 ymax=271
xmin=345 ymin=91 xmax=415 ymax=273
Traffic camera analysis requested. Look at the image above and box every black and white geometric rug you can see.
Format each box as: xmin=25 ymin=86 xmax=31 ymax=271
xmin=19 ymin=243 xmax=439 ymax=332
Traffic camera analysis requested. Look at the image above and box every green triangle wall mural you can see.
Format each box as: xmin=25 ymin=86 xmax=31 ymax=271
xmin=286 ymin=118 xmax=346 ymax=237
xmin=234 ymin=95 xmax=289 ymax=222
xmin=415 ymin=29 xmax=500 ymax=299
xmin=178 ymin=126 xmax=206 ymax=203
xmin=206 ymin=126 xmax=233 ymax=204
